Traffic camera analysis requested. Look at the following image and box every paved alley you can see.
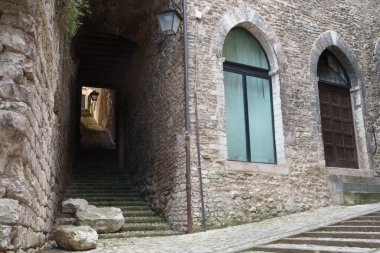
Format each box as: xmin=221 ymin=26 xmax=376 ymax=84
xmin=43 ymin=203 xmax=380 ymax=253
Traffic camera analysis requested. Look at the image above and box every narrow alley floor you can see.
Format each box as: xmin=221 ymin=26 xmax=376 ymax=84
xmin=43 ymin=203 xmax=380 ymax=253
xmin=80 ymin=109 xmax=115 ymax=149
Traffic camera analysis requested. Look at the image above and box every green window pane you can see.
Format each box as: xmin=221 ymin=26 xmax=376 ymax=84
xmin=247 ymin=76 xmax=275 ymax=163
xmin=223 ymin=28 xmax=269 ymax=70
xmin=224 ymin=71 xmax=247 ymax=161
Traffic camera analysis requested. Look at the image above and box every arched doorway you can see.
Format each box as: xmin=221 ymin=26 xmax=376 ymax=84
xmin=317 ymin=50 xmax=358 ymax=168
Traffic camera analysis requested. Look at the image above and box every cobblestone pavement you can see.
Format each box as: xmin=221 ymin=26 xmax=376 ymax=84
xmin=43 ymin=203 xmax=380 ymax=253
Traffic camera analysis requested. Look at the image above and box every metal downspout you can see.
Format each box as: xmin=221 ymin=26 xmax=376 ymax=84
xmin=182 ymin=0 xmax=193 ymax=234
xmin=194 ymin=18 xmax=206 ymax=231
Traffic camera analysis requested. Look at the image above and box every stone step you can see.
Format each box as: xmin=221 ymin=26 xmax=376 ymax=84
xmin=121 ymin=223 xmax=171 ymax=231
xmin=61 ymin=171 xmax=177 ymax=239
xmin=318 ymin=225 xmax=380 ymax=232
xmin=68 ymin=196 xmax=145 ymax=202
xmin=70 ymin=175 xmax=127 ymax=178
xmin=67 ymin=185 xmax=135 ymax=189
xmin=122 ymin=210 xmax=157 ymax=217
xmin=55 ymin=217 xmax=75 ymax=225
xmin=249 ymin=243 xmax=371 ymax=253
xmin=118 ymin=206 xmax=152 ymax=211
xmin=125 ymin=216 xmax=166 ymax=223
xmin=63 ymin=193 xmax=140 ymax=198
xmin=240 ymin=251 xmax=277 ymax=253
xmin=278 ymin=237 xmax=380 ymax=248
xmin=98 ymin=230 xmax=182 ymax=239
xmin=340 ymin=220 xmax=380 ymax=226
xmin=88 ymin=201 xmax=148 ymax=206
xmin=57 ymin=213 xmax=75 ymax=218
xmin=67 ymin=188 xmax=137 ymax=193
xmin=354 ymin=215 xmax=380 ymax=221
xmin=69 ymin=181 xmax=131 ymax=185
xmin=299 ymin=231 xmax=380 ymax=239
xmin=65 ymin=189 xmax=138 ymax=194
xmin=57 ymin=216 xmax=167 ymax=223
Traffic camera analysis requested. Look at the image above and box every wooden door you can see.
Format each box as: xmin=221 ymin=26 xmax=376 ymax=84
xmin=318 ymin=82 xmax=358 ymax=168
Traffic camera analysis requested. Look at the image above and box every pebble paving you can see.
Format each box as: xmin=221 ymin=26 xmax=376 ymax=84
xmin=43 ymin=203 xmax=380 ymax=253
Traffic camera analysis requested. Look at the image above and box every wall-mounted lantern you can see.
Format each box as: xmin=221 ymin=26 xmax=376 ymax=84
xmin=156 ymin=0 xmax=183 ymax=37
xmin=89 ymin=90 xmax=99 ymax=102
xmin=157 ymin=9 xmax=183 ymax=36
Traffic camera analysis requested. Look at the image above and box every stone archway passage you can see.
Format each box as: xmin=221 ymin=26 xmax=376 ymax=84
xmin=75 ymin=33 xmax=136 ymax=87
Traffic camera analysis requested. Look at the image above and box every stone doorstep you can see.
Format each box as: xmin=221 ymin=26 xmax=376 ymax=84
xmin=223 ymin=204 xmax=380 ymax=253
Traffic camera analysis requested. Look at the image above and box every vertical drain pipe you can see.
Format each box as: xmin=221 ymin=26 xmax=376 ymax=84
xmin=182 ymin=0 xmax=193 ymax=233
xmin=194 ymin=16 xmax=206 ymax=231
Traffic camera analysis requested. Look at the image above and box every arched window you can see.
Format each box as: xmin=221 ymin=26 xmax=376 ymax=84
xmin=317 ymin=50 xmax=358 ymax=168
xmin=223 ymin=27 xmax=276 ymax=163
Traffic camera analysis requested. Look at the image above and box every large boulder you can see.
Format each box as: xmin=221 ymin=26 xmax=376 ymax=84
xmin=61 ymin=198 xmax=89 ymax=214
xmin=76 ymin=207 xmax=125 ymax=233
xmin=53 ymin=225 xmax=97 ymax=251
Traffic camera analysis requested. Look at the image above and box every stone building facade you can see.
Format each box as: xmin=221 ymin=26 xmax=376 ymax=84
xmin=1 ymin=0 xmax=380 ymax=251
xmin=185 ymin=0 xmax=380 ymax=228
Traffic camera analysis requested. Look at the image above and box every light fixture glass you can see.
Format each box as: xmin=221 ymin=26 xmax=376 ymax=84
xmin=89 ymin=90 xmax=99 ymax=102
xmin=157 ymin=9 xmax=183 ymax=36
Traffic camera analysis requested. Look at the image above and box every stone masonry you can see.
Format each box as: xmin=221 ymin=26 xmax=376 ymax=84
xmin=124 ymin=20 xmax=188 ymax=230
xmin=0 ymin=0 xmax=75 ymax=251
xmin=1 ymin=0 xmax=380 ymax=251
xmin=185 ymin=0 xmax=380 ymax=229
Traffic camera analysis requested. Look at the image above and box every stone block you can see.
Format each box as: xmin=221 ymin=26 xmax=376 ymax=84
xmin=0 ymin=198 xmax=20 ymax=224
xmin=0 ymin=225 xmax=13 ymax=250
xmin=0 ymin=13 xmax=36 ymax=35
xmin=0 ymin=110 xmax=28 ymax=134
xmin=76 ymin=207 xmax=125 ymax=233
xmin=61 ymin=198 xmax=89 ymax=214
xmin=53 ymin=225 xmax=97 ymax=251
xmin=12 ymin=226 xmax=43 ymax=249
xmin=0 ymin=25 xmax=34 ymax=56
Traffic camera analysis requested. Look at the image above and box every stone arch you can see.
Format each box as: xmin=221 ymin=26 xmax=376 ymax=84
xmin=211 ymin=7 xmax=287 ymax=72
xmin=210 ymin=6 xmax=287 ymax=165
xmin=310 ymin=30 xmax=371 ymax=172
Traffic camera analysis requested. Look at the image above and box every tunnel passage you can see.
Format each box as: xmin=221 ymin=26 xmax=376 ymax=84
xmin=67 ymin=0 xmax=188 ymax=231
xmin=74 ymin=32 xmax=135 ymax=170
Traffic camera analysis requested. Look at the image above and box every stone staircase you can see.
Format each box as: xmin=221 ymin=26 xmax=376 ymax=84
xmin=56 ymin=149 xmax=182 ymax=239
xmin=243 ymin=211 xmax=380 ymax=252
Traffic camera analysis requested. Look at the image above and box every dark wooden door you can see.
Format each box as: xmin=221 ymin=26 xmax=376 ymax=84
xmin=318 ymin=82 xmax=358 ymax=168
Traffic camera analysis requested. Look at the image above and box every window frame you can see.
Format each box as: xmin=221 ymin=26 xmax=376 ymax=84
xmin=223 ymin=60 xmax=277 ymax=164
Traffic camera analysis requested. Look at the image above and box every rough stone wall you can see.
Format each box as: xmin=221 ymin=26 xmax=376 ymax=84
xmin=124 ymin=29 xmax=188 ymax=229
xmin=186 ymin=0 xmax=380 ymax=229
xmin=0 ymin=0 xmax=75 ymax=251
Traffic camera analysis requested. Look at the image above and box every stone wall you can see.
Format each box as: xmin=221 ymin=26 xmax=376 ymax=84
xmin=0 ymin=0 xmax=75 ymax=251
xmin=124 ymin=26 xmax=188 ymax=230
xmin=186 ymin=0 xmax=380 ymax=229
